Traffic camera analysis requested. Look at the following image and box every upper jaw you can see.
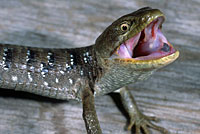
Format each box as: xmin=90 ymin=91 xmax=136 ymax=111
xmin=111 ymin=16 xmax=178 ymax=64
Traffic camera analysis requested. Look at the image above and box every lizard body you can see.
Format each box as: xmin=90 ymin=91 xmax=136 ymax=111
xmin=0 ymin=7 xmax=179 ymax=134
xmin=0 ymin=44 xmax=99 ymax=101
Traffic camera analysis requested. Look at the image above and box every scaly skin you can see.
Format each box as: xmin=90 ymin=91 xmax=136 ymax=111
xmin=0 ymin=7 xmax=179 ymax=134
xmin=0 ymin=44 xmax=99 ymax=101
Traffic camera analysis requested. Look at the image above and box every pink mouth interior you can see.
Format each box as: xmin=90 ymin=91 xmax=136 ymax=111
xmin=115 ymin=17 xmax=176 ymax=60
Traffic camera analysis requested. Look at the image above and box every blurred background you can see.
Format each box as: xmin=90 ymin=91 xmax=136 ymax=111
xmin=0 ymin=0 xmax=199 ymax=134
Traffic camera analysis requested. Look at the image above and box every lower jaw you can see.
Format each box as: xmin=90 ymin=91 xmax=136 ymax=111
xmin=116 ymin=50 xmax=179 ymax=69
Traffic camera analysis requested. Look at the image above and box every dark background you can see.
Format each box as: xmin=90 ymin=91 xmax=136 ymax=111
xmin=0 ymin=0 xmax=199 ymax=134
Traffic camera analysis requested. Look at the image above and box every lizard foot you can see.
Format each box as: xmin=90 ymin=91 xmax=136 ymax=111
xmin=127 ymin=113 xmax=168 ymax=134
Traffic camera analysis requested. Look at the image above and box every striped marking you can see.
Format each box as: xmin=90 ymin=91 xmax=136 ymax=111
xmin=26 ymin=49 xmax=35 ymax=64
xmin=47 ymin=51 xmax=54 ymax=67
xmin=2 ymin=48 xmax=12 ymax=70
xmin=66 ymin=53 xmax=77 ymax=72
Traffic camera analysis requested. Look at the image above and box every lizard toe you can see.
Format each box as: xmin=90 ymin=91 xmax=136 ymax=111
xmin=126 ymin=113 xmax=168 ymax=134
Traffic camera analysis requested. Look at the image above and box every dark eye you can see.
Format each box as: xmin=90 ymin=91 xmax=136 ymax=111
xmin=120 ymin=23 xmax=129 ymax=31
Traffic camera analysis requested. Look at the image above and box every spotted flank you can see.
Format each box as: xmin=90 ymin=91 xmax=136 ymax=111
xmin=0 ymin=44 xmax=97 ymax=100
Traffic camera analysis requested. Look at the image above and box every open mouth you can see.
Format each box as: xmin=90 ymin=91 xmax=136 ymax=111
xmin=113 ymin=17 xmax=176 ymax=60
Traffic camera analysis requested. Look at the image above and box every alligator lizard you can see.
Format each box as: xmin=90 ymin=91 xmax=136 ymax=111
xmin=0 ymin=7 xmax=179 ymax=134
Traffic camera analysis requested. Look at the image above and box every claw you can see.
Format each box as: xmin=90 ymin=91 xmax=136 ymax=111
xmin=145 ymin=116 xmax=160 ymax=122
xmin=135 ymin=125 xmax=141 ymax=134
xmin=146 ymin=120 xmax=168 ymax=134
xmin=141 ymin=124 xmax=150 ymax=134
xmin=127 ymin=121 xmax=135 ymax=131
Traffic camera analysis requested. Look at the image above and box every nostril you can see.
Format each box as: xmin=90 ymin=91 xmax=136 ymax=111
xmin=161 ymin=43 xmax=170 ymax=52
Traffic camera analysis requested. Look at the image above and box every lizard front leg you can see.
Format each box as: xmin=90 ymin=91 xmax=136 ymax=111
xmin=118 ymin=87 xmax=168 ymax=134
xmin=82 ymin=85 xmax=102 ymax=134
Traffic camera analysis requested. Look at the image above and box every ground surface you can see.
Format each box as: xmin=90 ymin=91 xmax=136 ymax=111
xmin=0 ymin=0 xmax=199 ymax=134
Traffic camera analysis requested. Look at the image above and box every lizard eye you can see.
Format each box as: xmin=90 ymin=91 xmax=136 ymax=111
xmin=120 ymin=23 xmax=130 ymax=31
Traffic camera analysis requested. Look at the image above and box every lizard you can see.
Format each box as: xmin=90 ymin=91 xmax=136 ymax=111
xmin=0 ymin=7 xmax=179 ymax=134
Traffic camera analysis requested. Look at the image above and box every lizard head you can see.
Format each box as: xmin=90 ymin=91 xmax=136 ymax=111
xmin=95 ymin=7 xmax=179 ymax=70
xmin=94 ymin=7 xmax=179 ymax=96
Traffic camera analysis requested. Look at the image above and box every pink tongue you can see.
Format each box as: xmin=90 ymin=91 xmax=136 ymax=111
xmin=117 ymin=32 xmax=141 ymax=58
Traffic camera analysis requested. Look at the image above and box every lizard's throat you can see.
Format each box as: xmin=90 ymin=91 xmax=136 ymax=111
xmin=112 ymin=17 xmax=176 ymax=60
